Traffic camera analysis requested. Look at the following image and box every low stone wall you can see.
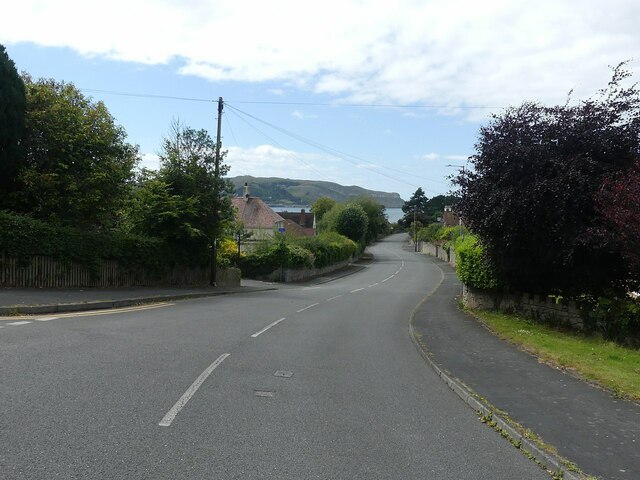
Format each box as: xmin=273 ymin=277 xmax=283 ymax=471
xmin=216 ymin=267 xmax=241 ymax=287
xmin=463 ymin=285 xmax=584 ymax=330
xmin=420 ymin=242 xmax=456 ymax=267
xmin=258 ymin=257 xmax=354 ymax=283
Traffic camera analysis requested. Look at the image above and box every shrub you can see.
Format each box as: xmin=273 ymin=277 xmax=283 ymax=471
xmin=454 ymin=234 xmax=501 ymax=290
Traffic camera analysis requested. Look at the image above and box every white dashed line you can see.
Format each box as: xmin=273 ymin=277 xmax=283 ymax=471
xmin=326 ymin=294 xmax=345 ymax=302
xmin=296 ymin=303 xmax=319 ymax=313
xmin=381 ymin=276 xmax=393 ymax=283
xmin=159 ymin=353 xmax=230 ymax=427
xmin=251 ymin=317 xmax=286 ymax=338
xmin=7 ymin=321 xmax=32 ymax=326
xmin=350 ymin=288 xmax=365 ymax=293
xmin=368 ymin=283 xmax=379 ymax=288
xmin=36 ymin=317 xmax=59 ymax=322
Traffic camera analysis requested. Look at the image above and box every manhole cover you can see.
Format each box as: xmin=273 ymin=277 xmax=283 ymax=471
xmin=274 ymin=370 xmax=293 ymax=378
xmin=254 ymin=390 xmax=275 ymax=398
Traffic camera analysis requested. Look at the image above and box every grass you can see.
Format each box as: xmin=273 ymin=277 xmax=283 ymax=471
xmin=470 ymin=309 xmax=640 ymax=403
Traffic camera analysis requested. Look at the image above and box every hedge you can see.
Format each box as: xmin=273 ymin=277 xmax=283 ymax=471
xmin=0 ymin=211 xmax=194 ymax=273
xmin=454 ymin=234 xmax=501 ymax=290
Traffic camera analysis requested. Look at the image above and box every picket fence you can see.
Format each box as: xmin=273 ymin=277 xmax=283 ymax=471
xmin=0 ymin=252 xmax=210 ymax=287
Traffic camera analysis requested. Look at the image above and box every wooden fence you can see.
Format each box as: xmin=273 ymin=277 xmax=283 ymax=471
xmin=0 ymin=252 xmax=211 ymax=287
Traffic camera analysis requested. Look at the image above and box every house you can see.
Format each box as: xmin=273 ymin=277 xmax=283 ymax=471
xmin=278 ymin=209 xmax=316 ymax=237
xmin=231 ymin=183 xmax=285 ymax=241
xmin=443 ymin=205 xmax=462 ymax=227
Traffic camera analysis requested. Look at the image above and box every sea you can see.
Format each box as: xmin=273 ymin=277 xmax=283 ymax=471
xmin=270 ymin=206 xmax=404 ymax=224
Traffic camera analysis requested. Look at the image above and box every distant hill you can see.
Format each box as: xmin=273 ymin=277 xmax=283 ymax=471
xmin=228 ymin=176 xmax=405 ymax=208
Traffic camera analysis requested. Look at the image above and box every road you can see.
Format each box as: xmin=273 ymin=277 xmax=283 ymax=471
xmin=0 ymin=234 xmax=548 ymax=479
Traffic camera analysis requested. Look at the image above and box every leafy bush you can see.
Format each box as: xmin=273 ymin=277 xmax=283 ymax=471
xmin=418 ymin=223 xmax=443 ymax=242
xmin=454 ymin=234 xmax=501 ymax=290
xmin=293 ymin=232 xmax=358 ymax=268
xmin=240 ymin=232 xmax=357 ymax=278
xmin=335 ymin=203 xmax=369 ymax=242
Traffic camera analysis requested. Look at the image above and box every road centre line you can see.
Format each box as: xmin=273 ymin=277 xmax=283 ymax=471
xmin=159 ymin=353 xmax=230 ymax=427
xmin=36 ymin=317 xmax=59 ymax=322
xmin=368 ymin=283 xmax=379 ymax=287
xmin=7 ymin=321 xmax=32 ymax=326
xmin=296 ymin=303 xmax=319 ymax=313
xmin=251 ymin=317 xmax=286 ymax=338
xmin=350 ymin=288 xmax=365 ymax=293
xmin=326 ymin=294 xmax=344 ymax=301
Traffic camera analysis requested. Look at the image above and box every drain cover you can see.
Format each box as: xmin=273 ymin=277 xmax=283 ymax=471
xmin=274 ymin=370 xmax=293 ymax=378
xmin=254 ymin=390 xmax=275 ymax=397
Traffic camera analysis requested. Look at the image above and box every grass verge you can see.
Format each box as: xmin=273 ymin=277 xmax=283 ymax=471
xmin=470 ymin=309 xmax=640 ymax=403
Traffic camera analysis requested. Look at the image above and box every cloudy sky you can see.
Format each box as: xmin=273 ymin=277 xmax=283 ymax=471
xmin=2 ymin=0 xmax=639 ymax=200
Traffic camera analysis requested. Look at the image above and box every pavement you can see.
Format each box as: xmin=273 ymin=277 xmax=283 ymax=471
xmin=2 ymin=250 xmax=639 ymax=479
xmin=412 ymin=255 xmax=640 ymax=480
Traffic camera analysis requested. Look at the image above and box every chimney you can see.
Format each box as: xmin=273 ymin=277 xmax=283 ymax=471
xmin=243 ymin=182 xmax=250 ymax=201
xmin=299 ymin=208 xmax=306 ymax=226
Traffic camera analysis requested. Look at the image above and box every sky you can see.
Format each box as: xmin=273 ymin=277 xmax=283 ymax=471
xmin=2 ymin=0 xmax=639 ymax=201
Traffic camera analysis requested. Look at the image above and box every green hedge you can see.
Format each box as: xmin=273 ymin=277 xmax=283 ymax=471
xmin=0 ymin=211 xmax=179 ymax=272
xmin=240 ymin=232 xmax=357 ymax=278
xmin=454 ymin=234 xmax=501 ymax=290
xmin=293 ymin=232 xmax=358 ymax=269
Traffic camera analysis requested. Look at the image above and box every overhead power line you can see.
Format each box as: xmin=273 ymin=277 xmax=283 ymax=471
xmin=225 ymin=103 xmax=448 ymax=188
xmin=79 ymin=87 xmax=503 ymax=110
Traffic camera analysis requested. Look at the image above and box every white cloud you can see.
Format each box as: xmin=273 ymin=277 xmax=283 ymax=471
xmin=138 ymin=152 xmax=161 ymax=171
xmin=2 ymin=0 xmax=639 ymax=113
xmin=226 ymin=144 xmax=343 ymax=182
xmin=444 ymin=155 xmax=470 ymax=162
xmin=291 ymin=110 xmax=318 ymax=120
xmin=419 ymin=153 xmax=440 ymax=161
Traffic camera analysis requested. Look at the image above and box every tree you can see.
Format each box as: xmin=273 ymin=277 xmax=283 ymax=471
xmin=16 ymin=75 xmax=138 ymax=228
xmin=424 ymin=195 xmax=460 ymax=222
xmin=400 ymin=187 xmax=429 ymax=227
xmin=454 ymin=62 xmax=640 ymax=296
xmin=593 ymin=160 xmax=640 ymax=292
xmin=129 ymin=121 xmax=234 ymax=264
xmin=353 ymin=196 xmax=390 ymax=243
xmin=335 ymin=203 xmax=369 ymax=242
xmin=0 ymin=44 xmax=26 ymax=206
xmin=311 ymin=196 xmax=336 ymax=222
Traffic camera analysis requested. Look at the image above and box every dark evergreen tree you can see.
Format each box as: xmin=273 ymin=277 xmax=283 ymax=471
xmin=0 ymin=44 xmax=26 ymax=205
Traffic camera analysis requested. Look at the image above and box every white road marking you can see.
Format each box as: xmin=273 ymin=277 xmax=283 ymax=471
xmin=7 ymin=321 xmax=32 ymax=326
xmin=350 ymin=288 xmax=365 ymax=293
xmin=296 ymin=303 xmax=319 ymax=313
xmin=158 ymin=353 xmax=230 ymax=427
xmin=251 ymin=317 xmax=286 ymax=338
xmin=0 ymin=302 xmax=173 ymax=321
xmin=36 ymin=317 xmax=59 ymax=322
xmin=326 ymin=294 xmax=344 ymax=302
xmin=368 ymin=283 xmax=379 ymax=288
xmin=381 ymin=276 xmax=393 ymax=283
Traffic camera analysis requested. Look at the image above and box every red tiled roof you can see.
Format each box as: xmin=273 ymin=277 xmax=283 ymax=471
xmin=278 ymin=210 xmax=315 ymax=229
xmin=231 ymin=197 xmax=284 ymax=229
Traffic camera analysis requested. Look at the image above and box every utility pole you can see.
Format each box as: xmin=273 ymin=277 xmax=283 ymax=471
xmin=414 ymin=207 xmax=417 ymax=252
xmin=211 ymin=97 xmax=223 ymax=286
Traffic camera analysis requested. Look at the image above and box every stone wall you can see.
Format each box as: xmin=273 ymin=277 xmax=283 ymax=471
xmin=257 ymin=257 xmax=354 ymax=283
xmin=419 ymin=241 xmax=583 ymax=329
xmin=463 ymin=285 xmax=584 ymax=330
xmin=420 ymin=242 xmax=456 ymax=267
